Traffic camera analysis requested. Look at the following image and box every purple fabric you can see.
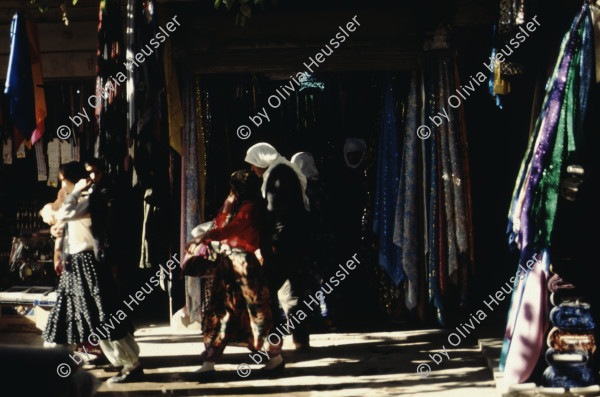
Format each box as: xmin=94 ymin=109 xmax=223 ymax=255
xmin=518 ymin=32 xmax=575 ymax=265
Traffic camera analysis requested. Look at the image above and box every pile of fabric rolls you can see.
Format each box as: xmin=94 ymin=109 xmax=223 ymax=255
xmin=543 ymin=273 xmax=596 ymax=388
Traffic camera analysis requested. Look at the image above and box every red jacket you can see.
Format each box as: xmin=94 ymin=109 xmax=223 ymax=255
xmin=208 ymin=202 xmax=260 ymax=252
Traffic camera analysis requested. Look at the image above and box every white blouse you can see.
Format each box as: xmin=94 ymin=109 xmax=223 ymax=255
xmin=57 ymin=189 xmax=94 ymax=255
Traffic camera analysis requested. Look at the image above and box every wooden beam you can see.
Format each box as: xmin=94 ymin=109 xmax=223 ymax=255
xmin=171 ymin=5 xmax=423 ymax=73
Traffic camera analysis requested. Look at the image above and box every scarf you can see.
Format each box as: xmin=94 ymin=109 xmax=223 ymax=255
xmin=245 ymin=142 xmax=309 ymax=211
xmin=291 ymin=152 xmax=319 ymax=180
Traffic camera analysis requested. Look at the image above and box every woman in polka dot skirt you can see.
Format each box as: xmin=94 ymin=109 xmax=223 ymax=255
xmin=42 ymin=161 xmax=143 ymax=383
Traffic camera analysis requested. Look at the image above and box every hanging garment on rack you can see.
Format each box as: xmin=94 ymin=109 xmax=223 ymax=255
xmin=393 ymin=72 xmax=419 ymax=310
xmin=34 ymin=141 xmax=47 ymax=181
xmin=423 ymin=61 xmax=444 ymax=324
xmin=373 ymin=75 xmax=404 ymax=287
xmin=182 ymin=70 xmax=202 ymax=324
xmin=95 ymin=0 xmax=127 ymax=177
xmin=163 ymin=39 xmax=183 ymax=155
xmin=501 ymin=2 xmax=593 ymax=388
xmin=419 ymin=56 xmax=474 ymax=324
xmin=4 ymin=13 xmax=36 ymax=147
xmin=438 ymin=63 xmax=459 ymax=287
xmin=26 ymin=20 xmax=46 ymax=145
xmin=128 ymin=0 xmax=167 ymax=191
xmin=180 ymin=73 xmax=210 ymax=325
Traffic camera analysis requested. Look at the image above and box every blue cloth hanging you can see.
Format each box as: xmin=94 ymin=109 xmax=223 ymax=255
xmin=4 ymin=13 xmax=36 ymax=140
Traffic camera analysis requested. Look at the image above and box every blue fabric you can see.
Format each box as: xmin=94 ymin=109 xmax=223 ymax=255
xmin=550 ymin=304 xmax=595 ymax=331
xmin=543 ymin=365 xmax=596 ymax=388
xmin=4 ymin=13 xmax=36 ymax=140
xmin=373 ymin=74 xmax=404 ymax=286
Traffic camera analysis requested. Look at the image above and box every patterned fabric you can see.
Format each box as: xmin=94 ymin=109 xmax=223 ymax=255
xmin=550 ymin=304 xmax=595 ymax=331
xmin=373 ymin=75 xmax=404 ymax=286
xmin=423 ymin=61 xmax=444 ymax=323
xmin=43 ymin=250 xmax=131 ymax=344
xmin=196 ymin=249 xmax=280 ymax=361
xmin=393 ymin=72 xmax=419 ymax=310
xmin=416 ymin=56 xmax=475 ymax=324
xmin=182 ymin=70 xmax=203 ymax=324
xmin=497 ymin=0 xmax=527 ymax=77
xmin=542 ymin=365 xmax=596 ymax=388
xmin=501 ymin=4 xmax=593 ymax=385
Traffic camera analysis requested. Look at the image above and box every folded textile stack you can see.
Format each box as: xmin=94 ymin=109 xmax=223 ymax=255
xmin=543 ymin=274 xmax=597 ymax=388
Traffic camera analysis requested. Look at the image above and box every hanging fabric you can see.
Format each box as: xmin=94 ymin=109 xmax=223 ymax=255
xmin=26 ymin=20 xmax=46 ymax=146
xmin=373 ymin=74 xmax=405 ymax=287
xmin=419 ymin=54 xmax=474 ymax=325
xmin=164 ymin=39 xmax=184 ymax=155
xmin=501 ymin=2 xmax=593 ymax=387
xmin=196 ymin=77 xmax=208 ymax=225
xmin=127 ymin=0 xmax=170 ymax=269
xmin=95 ymin=0 xmax=127 ymax=177
xmin=4 ymin=13 xmax=36 ymax=148
xmin=393 ymin=72 xmax=419 ymax=310
xmin=34 ymin=141 xmax=47 ymax=181
xmin=181 ymin=72 xmax=211 ymax=325
xmin=422 ymin=59 xmax=444 ymax=324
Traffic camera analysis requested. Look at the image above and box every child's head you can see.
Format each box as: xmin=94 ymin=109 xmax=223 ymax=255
xmin=229 ymin=169 xmax=260 ymax=202
xmin=58 ymin=162 xmax=88 ymax=193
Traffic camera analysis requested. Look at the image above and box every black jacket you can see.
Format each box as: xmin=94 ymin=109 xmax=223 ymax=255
xmin=262 ymin=163 xmax=308 ymax=257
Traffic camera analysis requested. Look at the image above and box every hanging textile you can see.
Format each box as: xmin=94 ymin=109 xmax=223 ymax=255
xmin=421 ymin=61 xmax=444 ymax=324
xmin=182 ymin=70 xmax=201 ymax=324
xmin=2 ymin=101 xmax=12 ymax=164
xmin=453 ymin=58 xmax=476 ymax=283
xmin=164 ymin=39 xmax=183 ymax=155
xmin=373 ymin=75 xmax=404 ymax=287
xmin=95 ymin=0 xmax=127 ymax=177
xmin=47 ymin=139 xmax=60 ymax=187
xmin=501 ymin=3 xmax=593 ymax=387
xmin=26 ymin=20 xmax=46 ymax=146
xmin=34 ymin=141 xmax=47 ymax=181
xmin=181 ymin=72 xmax=209 ymax=325
xmin=128 ymin=0 xmax=166 ymax=189
xmin=489 ymin=0 xmax=540 ymax=107
xmin=393 ymin=72 xmax=419 ymax=310
xmin=419 ymin=55 xmax=474 ymax=325
xmin=496 ymin=0 xmax=527 ymax=77
xmin=196 ymin=77 xmax=208 ymax=225
xmin=128 ymin=0 xmax=170 ymax=269
xmin=4 ymin=13 xmax=36 ymax=148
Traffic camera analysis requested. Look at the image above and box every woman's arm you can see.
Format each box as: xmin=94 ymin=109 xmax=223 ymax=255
xmin=56 ymin=180 xmax=92 ymax=221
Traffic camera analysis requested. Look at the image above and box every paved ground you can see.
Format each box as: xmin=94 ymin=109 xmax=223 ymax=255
xmin=1 ymin=325 xmax=499 ymax=397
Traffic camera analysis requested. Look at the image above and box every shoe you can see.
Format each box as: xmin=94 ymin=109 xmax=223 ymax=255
xmin=107 ymin=365 xmax=144 ymax=384
xmin=259 ymin=360 xmax=285 ymax=378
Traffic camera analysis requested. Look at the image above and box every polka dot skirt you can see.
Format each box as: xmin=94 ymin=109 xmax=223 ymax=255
xmin=42 ymin=250 xmax=130 ymax=344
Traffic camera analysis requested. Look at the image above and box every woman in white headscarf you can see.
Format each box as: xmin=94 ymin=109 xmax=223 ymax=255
xmin=291 ymin=152 xmax=332 ymax=322
xmin=245 ymin=143 xmax=309 ymax=211
xmin=291 ymin=152 xmax=319 ymax=181
xmin=245 ymin=142 xmax=312 ymax=351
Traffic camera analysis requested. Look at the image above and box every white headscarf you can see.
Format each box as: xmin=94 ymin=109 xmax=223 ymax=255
xmin=244 ymin=142 xmax=280 ymax=168
xmin=343 ymin=138 xmax=367 ymax=169
xmin=245 ymin=142 xmax=310 ymax=211
xmin=291 ymin=152 xmax=319 ymax=181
